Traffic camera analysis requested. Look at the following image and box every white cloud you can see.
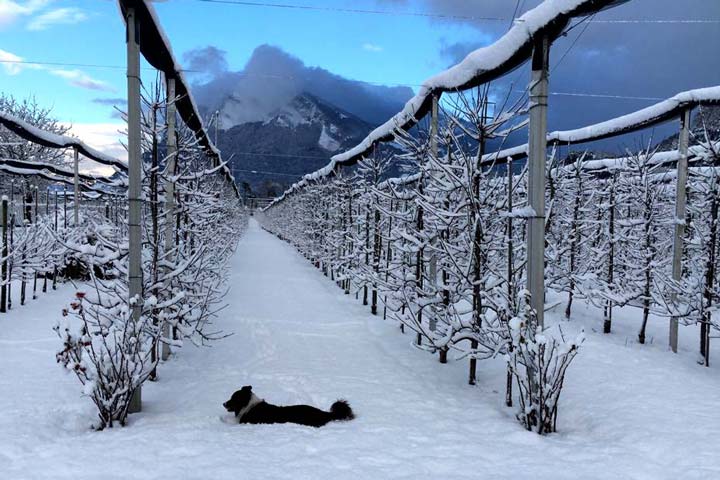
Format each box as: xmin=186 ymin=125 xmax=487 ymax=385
xmin=0 ymin=47 xmax=44 ymax=75
xmin=0 ymin=47 xmax=116 ymax=92
xmin=0 ymin=48 xmax=25 ymax=75
xmin=0 ymin=1 xmax=27 ymax=28
xmin=362 ymin=43 xmax=384 ymax=52
xmin=62 ymin=122 xmax=127 ymax=174
xmin=50 ymin=69 xmax=116 ymax=92
xmin=0 ymin=0 xmax=52 ymax=29
xmin=27 ymin=7 xmax=88 ymax=31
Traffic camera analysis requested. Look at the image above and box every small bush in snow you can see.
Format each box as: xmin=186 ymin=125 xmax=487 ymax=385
xmin=508 ymin=291 xmax=583 ymax=435
xmin=55 ymin=290 xmax=159 ymax=429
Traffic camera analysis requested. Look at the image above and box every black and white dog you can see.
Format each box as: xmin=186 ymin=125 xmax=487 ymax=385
xmin=223 ymin=386 xmax=354 ymax=428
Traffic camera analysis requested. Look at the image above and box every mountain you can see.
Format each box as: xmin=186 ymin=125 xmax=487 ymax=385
xmin=216 ymin=93 xmax=378 ymax=196
xmin=192 ymin=45 xmax=414 ymax=130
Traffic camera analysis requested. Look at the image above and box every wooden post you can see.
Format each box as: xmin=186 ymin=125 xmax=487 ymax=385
xmin=0 ymin=196 xmax=7 ymax=313
xmin=161 ymin=75 xmax=177 ymax=361
xmin=74 ymin=147 xmax=80 ymax=226
xmin=527 ymin=34 xmax=549 ymax=328
xmin=669 ymin=108 xmax=691 ymax=353
xmin=126 ymin=6 xmax=143 ymax=414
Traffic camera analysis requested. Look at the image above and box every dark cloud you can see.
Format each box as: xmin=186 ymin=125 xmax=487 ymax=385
xmin=92 ymin=97 xmax=127 ymax=120
xmin=185 ymin=44 xmax=414 ymax=127
xmin=92 ymin=97 xmax=127 ymax=106
xmin=182 ymin=46 xmax=229 ymax=83
xmin=380 ymin=0 xmax=720 ymax=151
xmin=438 ymin=40 xmax=485 ymax=66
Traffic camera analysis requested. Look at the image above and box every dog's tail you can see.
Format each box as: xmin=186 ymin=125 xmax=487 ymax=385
xmin=330 ymin=400 xmax=354 ymax=422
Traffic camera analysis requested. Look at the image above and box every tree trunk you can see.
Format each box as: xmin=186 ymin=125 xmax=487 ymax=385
xmin=700 ymin=182 xmax=718 ymax=366
xmin=604 ymin=174 xmax=616 ymax=334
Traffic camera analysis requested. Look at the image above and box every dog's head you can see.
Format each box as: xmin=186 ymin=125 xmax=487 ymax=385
xmin=223 ymin=386 xmax=253 ymax=416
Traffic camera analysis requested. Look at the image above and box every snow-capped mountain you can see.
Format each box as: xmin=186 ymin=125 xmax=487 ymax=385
xmin=215 ymin=93 xmax=377 ymax=195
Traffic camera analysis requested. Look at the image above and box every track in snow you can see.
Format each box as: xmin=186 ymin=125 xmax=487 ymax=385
xmin=1 ymin=219 xmax=719 ymax=479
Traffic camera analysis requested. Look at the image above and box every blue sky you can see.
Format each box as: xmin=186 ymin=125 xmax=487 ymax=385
xmin=1 ymin=0 xmax=719 ymax=164
xmin=0 ymin=0 xmax=487 ymax=124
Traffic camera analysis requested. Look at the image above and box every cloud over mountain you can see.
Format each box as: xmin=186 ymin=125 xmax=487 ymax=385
xmin=184 ymin=44 xmax=414 ymax=127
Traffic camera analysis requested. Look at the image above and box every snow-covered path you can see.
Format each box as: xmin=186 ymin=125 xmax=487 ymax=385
xmin=2 ymin=219 xmax=720 ymax=479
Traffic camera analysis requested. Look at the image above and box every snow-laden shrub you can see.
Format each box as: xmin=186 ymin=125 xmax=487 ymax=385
xmin=507 ymin=291 xmax=583 ymax=435
xmin=1 ymin=218 xmax=62 ymax=288
xmin=52 ymin=220 xmax=159 ymax=429
xmin=54 ymin=289 xmax=159 ymax=429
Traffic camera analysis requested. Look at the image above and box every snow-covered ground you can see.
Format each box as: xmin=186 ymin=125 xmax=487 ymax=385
xmin=1 ymin=219 xmax=719 ymax=479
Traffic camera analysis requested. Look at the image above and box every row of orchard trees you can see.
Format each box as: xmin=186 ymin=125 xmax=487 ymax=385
xmin=53 ymin=79 xmax=248 ymax=429
xmin=0 ymin=180 xmax=123 ymax=314
xmin=261 ymin=87 xmax=720 ymax=434
xmin=546 ymin=134 xmax=720 ymax=364
xmin=0 ymin=92 xmax=123 ymax=314
xmin=0 ymin=85 xmax=247 ymax=429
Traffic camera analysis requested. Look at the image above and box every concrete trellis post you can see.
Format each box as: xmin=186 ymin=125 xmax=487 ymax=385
xmin=527 ymin=34 xmax=550 ymax=329
xmin=126 ymin=6 xmax=143 ymax=414
xmin=73 ymin=147 xmax=80 ymax=226
xmin=161 ymin=75 xmax=177 ymax=361
xmin=669 ymin=108 xmax=691 ymax=353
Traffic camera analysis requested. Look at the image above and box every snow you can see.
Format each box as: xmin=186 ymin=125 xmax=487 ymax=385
xmin=2 ymin=219 xmax=720 ymax=478
xmin=553 ymin=86 xmax=720 ymax=143
xmin=503 ymin=205 xmax=538 ymax=218
xmin=0 ymin=157 xmax=127 ymax=189
xmin=318 ymin=125 xmax=341 ymax=151
xmin=581 ymin=141 xmax=720 ymax=171
xmin=482 ymin=88 xmax=720 ymax=166
xmin=0 ymin=110 xmax=127 ymax=171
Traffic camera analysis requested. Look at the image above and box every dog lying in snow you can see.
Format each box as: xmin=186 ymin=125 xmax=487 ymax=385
xmin=223 ymin=386 xmax=354 ymax=428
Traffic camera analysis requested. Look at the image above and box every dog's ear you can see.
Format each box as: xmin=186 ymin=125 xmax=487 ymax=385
xmin=242 ymin=385 xmax=252 ymax=392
